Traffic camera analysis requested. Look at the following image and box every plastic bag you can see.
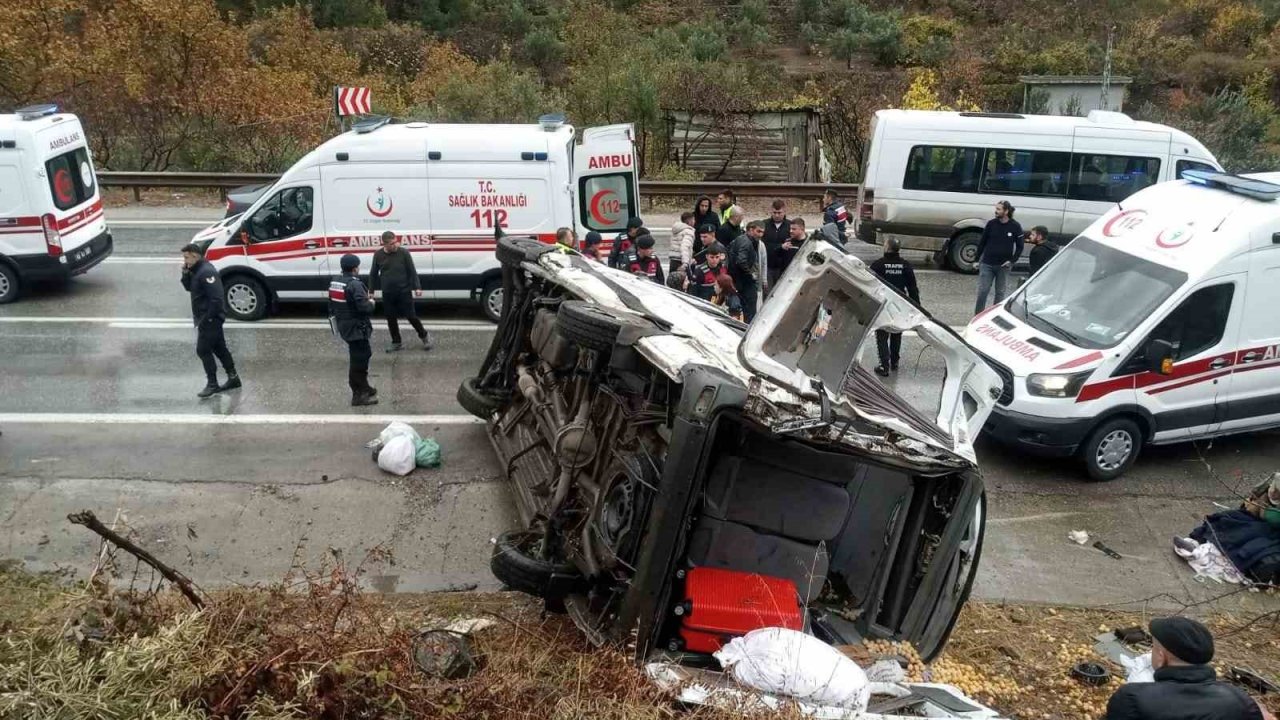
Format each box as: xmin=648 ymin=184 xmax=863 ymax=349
xmin=379 ymin=421 xmax=420 ymax=447
xmin=865 ymin=658 xmax=906 ymax=683
xmin=714 ymin=628 xmax=870 ymax=711
xmin=415 ymin=437 xmax=441 ymax=468
xmin=1120 ymin=652 xmax=1154 ymax=683
xmin=377 ymin=435 xmax=416 ymax=476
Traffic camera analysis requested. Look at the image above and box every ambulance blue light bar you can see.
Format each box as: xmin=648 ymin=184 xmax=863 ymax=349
xmin=16 ymin=104 xmax=59 ymax=121
xmin=1182 ymin=169 xmax=1280 ymax=201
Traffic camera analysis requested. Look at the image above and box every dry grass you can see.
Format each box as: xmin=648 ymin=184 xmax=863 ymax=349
xmin=2 ymin=557 xmax=1277 ymax=720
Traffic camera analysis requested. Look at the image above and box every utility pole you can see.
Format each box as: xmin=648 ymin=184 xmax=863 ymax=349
xmin=1100 ymin=25 xmax=1115 ymax=111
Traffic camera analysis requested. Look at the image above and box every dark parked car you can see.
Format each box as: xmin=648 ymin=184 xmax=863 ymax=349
xmin=458 ymin=233 xmax=1008 ymax=715
xmin=223 ymin=182 xmax=273 ymax=218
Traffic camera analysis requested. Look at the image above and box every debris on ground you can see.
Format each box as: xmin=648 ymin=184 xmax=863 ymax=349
xmin=369 ymin=422 xmax=442 ymax=474
xmin=1 ymin=558 xmax=1277 ymax=720
xmin=1067 ymin=530 xmax=1090 ymax=545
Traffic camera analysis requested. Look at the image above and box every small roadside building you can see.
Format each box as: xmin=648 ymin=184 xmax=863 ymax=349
xmin=1019 ymin=75 xmax=1132 ymax=116
xmin=664 ymin=106 xmax=823 ymax=183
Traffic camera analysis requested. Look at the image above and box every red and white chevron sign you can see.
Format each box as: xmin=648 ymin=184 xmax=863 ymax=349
xmin=334 ymin=86 xmax=371 ymax=117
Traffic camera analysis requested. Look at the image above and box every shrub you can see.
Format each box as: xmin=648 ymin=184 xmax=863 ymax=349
xmin=901 ymin=15 xmax=957 ymax=68
xmin=1206 ymin=2 xmax=1267 ymax=53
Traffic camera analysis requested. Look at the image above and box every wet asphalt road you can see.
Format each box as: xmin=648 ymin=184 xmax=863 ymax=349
xmin=2 ymin=215 xmax=1278 ymax=611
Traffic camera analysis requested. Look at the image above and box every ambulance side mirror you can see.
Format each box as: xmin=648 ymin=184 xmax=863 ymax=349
xmin=1145 ymin=338 xmax=1175 ymax=375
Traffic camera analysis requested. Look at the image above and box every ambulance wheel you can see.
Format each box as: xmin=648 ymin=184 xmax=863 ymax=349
xmin=948 ymin=231 xmax=981 ymax=274
xmin=557 ymin=300 xmax=643 ymax=352
xmin=456 ymin=377 xmax=502 ymax=419
xmin=1081 ymin=417 xmax=1142 ymax=481
xmin=480 ymin=280 xmax=503 ymax=323
xmin=490 ymin=530 xmax=580 ymax=599
xmin=223 ymin=275 xmax=268 ymax=321
xmin=0 ymin=263 xmax=19 ymax=304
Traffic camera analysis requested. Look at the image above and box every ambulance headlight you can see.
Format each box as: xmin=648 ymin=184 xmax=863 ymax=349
xmin=1026 ymin=371 xmax=1092 ymax=398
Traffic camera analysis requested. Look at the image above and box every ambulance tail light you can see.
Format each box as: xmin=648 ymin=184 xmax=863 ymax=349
xmin=41 ymin=214 xmax=63 ymax=257
xmin=860 ymin=189 xmax=874 ymax=221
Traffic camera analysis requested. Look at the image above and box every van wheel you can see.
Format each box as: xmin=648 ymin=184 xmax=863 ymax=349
xmin=490 ymin=530 xmax=581 ymax=599
xmin=480 ymin=280 xmax=503 ymax=322
xmin=948 ymin=231 xmax=982 ymax=274
xmin=557 ymin=300 xmax=653 ymax=352
xmin=0 ymin=263 xmax=19 ymax=304
xmin=224 ymin=276 xmax=268 ymax=321
xmin=1081 ymin=417 xmax=1142 ymax=481
xmin=456 ymin=377 xmax=503 ymax=419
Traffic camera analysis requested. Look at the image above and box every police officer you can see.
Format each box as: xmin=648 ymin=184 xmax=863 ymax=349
xmin=329 ymin=254 xmax=377 ymax=406
xmin=625 ymin=234 xmax=665 ymax=283
xmin=821 ymin=188 xmax=849 ymax=245
xmin=685 ymin=242 xmax=728 ymax=301
xmin=868 ymin=237 xmax=920 ymax=377
xmin=608 ymin=217 xmax=645 ymax=269
xmin=181 ymin=243 xmax=241 ymax=398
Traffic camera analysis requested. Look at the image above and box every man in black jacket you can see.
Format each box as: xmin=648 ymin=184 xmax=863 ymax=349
xmin=608 ymin=217 xmax=645 ymax=269
xmin=973 ymin=200 xmax=1024 ymax=315
xmin=762 ymin=199 xmax=791 ymax=293
xmin=729 ymin=220 xmax=764 ymax=323
xmin=181 ymin=243 xmax=240 ymax=398
xmin=329 ymin=254 xmax=378 ymax=406
xmin=370 ymin=231 xmax=431 ymax=353
xmin=717 ymin=206 xmax=745 ymax=248
xmin=868 ymin=237 xmax=920 ymax=377
xmin=1104 ymin=617 xmax=1266 ymax=720
xmin=1026 ymin=225 xmax=1057 ymax=275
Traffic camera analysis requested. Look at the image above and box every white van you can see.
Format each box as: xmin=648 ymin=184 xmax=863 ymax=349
xmin=0 ymin=104 xmax=112 ymax=304
xmin=856 ymin=109 xmax=1221 ymax=273
xmin=966 ymin=170 xmax=1280 ymax=480
xmin=189 ymin=116 xmax=639 ymax=322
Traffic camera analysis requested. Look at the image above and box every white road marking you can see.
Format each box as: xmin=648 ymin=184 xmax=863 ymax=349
xmin=0 ymin=413 xmax=483 ymax=425
xmin=102 ymin=257 xmax=183 ymax=264
xmin=110 ymin=220 xmax=220 ymax=228
xmin=0 ymin=316 xmax=496 ymax=331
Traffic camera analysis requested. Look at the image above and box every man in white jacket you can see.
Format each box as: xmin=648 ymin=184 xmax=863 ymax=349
xmin=670 ymin=211 xmax=696 ymax=275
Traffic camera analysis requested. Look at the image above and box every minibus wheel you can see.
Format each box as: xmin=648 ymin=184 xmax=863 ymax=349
xmin=948 ymin=231 xmax=981 ymax=274
xmin=1081 ymin=417 xmax=1142 ymax=481
xmin=0 ymin=263 xmax=19 ymax=304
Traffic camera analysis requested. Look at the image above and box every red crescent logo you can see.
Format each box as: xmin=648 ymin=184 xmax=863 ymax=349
xmin=590 ymin=189 xmax=618 ymax=225
xmin=367 ymin=195 xmax=393 ymax=218
xmin=1102 ymin=209 xmax=1147 ymax=238
xmin=1155 ymin=225 xmax=1193 ymax=248
xmin=53 ymin=168 xmax=75 ymax=205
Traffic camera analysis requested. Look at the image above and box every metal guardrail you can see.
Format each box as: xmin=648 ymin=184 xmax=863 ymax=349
xmin=98 ymin=172 xmax=858 ymax=200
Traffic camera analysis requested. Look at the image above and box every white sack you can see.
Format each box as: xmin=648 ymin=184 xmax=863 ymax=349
xmin=377 ymin=435 xmax=416 ymax=476
xmin=714 ymin=627 xmax=870 ymax=711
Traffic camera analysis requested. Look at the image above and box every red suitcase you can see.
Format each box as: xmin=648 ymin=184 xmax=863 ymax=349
xmin=675 ymin=567 xmax=804 ymax=653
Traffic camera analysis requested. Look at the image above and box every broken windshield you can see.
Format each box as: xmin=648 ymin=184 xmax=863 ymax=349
xmin=1008 ymin=237 xmax=1187 ymax=349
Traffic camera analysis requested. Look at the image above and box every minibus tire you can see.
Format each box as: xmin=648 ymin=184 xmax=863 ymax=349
xmin=948 ymin=231 xmax=981 ymax=274
xmin=456 ymin=377 xmax=502 ymax=419
xmin=223 ymin=275 xmax=269 ymax=321
xmin=0 ymin=262 xmax=19 ymax=304
xmin=557 ymin=300 xmax=636 ymax=352
xmin=490 ymin=530 xmax=580 ymax=599
xmin=1081 ymin=417 xmax=1142 ymax=481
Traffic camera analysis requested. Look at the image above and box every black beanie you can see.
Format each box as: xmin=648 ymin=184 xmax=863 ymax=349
xmin=1150 ymin=617 xmax=1214 ymax=664
xmin=626 ymin=217 xmax=644 ymax=230
xmin=585 ymin=231 xmax=602 ymax=245
xmin=636 ymin=234 xmax=655 ymax=249
xmin=340 ymin=254 xmax=360 ymax=272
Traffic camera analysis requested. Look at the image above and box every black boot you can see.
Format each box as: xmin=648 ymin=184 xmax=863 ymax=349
xmin=219 ymin=373 xmax=242 ymax=391
xmin=352 ymin=392 xmax=379 ymax=407
xmin=874 ymin=365 xmax=890 ymax=378
xmin=197 ymin=382 xmax=220 ymax=398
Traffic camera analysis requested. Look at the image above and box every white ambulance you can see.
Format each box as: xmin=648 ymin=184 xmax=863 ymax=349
xmin=189 ymin=116 xmax=639 ymax=322
xmin=0 ymin=104 xmax=112 ymax=304
xmin=967 ymin=170 xmax=1280 ymax=480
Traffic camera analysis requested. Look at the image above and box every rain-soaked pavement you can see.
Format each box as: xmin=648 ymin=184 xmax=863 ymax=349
xmin=1 ymin=211 xmax=1278 ymax=613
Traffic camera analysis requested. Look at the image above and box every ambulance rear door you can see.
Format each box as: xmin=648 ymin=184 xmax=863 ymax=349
xmin=574 ymin=124 xmax=639 ymax=254
xmin=34 ymin=118 xmax=105 ymax=255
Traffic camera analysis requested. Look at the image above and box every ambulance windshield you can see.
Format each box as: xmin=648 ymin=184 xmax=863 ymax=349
xmin=1009 ymin=237 xmax=1186 ymax=350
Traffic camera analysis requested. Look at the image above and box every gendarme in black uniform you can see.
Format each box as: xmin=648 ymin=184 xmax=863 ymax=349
xmin=329 ymin=254 xmax=378 ymax=406
xmin=180 ymin=244 xmax=240 ymax=398
xmin=624 ymin=234 xmax=665 ymax=284
xmin=868 ymin=241 xmax=920 ymax=375
xmin=685 ymin=242 xmax=729 ymax=301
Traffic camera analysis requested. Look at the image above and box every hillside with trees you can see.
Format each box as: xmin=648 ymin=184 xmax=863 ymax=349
xmin=3 ymin=0 xmax=1279 ymax=180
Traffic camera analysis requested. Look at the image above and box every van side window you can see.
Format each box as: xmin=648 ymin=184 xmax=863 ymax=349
xmin=578 ymin=173 xmax=634 ymax=233
xmin=980 ymin=149 xmax=1069 ymax=196
xmin=1141 ymin=284 xmax=1234 ymax=366
xmin=45 ymin=147 xmax=96 ymax=211
xmin=1068 ymin=154 xmax=1160 ymax=203
xmin=1177 ymin=160 xmax=1217 ymax=179
xmin=245 ymin=187 xmax=314 ymax=243
xmin=903 ymin=146 xmax=983 ymax=193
